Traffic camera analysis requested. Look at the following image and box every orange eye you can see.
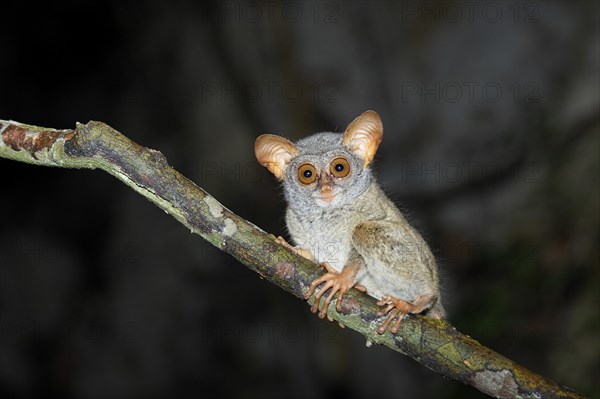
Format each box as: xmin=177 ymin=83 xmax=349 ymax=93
xmin=330 ymin=157 xmax=350 ymax=178
xmin=298 ymin=163 xmax=317 ymax=185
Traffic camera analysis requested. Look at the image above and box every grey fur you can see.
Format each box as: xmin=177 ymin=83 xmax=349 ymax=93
xmin=255 ymin=114 xmax=445 ymax=320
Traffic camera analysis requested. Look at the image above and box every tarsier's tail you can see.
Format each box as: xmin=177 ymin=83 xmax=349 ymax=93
xmin=426 ymin=299 xmax=446 ymax=320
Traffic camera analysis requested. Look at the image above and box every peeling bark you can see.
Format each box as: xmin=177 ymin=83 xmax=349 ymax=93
xmin=0 ymin=119 xmax=588 ymax=399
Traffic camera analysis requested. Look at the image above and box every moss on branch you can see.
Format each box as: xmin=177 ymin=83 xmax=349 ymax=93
xmin=0 ymin=119 xmax=587 ymax=399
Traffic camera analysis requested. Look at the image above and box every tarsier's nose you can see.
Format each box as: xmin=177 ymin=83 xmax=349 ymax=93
xmin=318 ymin=172 xmax=334 ymax=195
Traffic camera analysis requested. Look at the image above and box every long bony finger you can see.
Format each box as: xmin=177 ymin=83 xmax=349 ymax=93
xmin=304 ymin=274 xmax=328 ymax=300
xmin=390 ymin=313 xmax=406 ymax=334
xmin=335 ymin=289 xmax=348 ymax=312
xmin=319 ymin=285 xmax=340 ymax=318
xmin=310 ymin=279 xmax=334 ymax=313
xmin=377 ymin=309 xmax=400 ymax=335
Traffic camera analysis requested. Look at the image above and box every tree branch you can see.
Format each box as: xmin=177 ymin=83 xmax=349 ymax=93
xmin=0 ymin=119 xmax=587 ymax=399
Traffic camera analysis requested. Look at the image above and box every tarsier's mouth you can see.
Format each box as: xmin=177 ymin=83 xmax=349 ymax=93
xmin=313 ymin=188 xmax=341 ymax=205
xmin=316 ymin=194 xmax=336 ymax=202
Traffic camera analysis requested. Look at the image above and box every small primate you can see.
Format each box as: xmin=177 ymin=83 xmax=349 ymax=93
xmin=255 ymin=111 xmax=445 ymax=334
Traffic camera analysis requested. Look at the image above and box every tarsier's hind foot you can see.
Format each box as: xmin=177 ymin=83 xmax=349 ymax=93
xmin=376 ymin=294 xmax=436 ymax=334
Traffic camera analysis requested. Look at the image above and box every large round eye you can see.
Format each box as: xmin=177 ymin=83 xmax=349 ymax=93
xmin=330 ymin=157 xmax=350 ymax=178
xmin=297 ymin=163 xmax=317 ymax=185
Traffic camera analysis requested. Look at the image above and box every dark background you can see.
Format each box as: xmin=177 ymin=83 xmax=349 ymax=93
xmin=1 ymin=1 xmax=598 ymax=398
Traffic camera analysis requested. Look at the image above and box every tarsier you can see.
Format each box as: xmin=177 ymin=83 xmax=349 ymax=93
xmin=255 ymin=111 xmax=445 ymax=334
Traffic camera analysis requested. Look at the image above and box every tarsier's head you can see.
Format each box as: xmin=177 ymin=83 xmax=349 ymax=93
xmin=255 ymin=110 xmax=383 ymax=209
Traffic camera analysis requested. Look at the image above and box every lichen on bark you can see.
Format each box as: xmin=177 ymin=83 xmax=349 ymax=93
xmin=0 ymin=119 xmax=587 ymax=399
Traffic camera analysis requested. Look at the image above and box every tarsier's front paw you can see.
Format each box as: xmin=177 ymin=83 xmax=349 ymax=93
xmin=274 ymin=236 xmax=314 ymax=261
xmin=376 ymin=294 xmax=434 ymax=334
xmin=304 ymin=262 xmax=356 ymax=319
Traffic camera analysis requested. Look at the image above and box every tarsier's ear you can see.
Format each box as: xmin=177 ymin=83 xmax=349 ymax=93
xmin=255 ymin=134 xmax=299 ymax=180
xmin=342 ymin=110 xmax=383 ymax=168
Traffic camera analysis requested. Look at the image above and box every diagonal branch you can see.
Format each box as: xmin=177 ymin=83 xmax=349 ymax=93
xmin=0 ymin=119 xmax=587 ymax=399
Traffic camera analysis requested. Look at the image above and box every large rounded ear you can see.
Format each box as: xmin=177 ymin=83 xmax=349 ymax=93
xmin=342 ymin=110 xmax=383 ymax=168
xmin=255 ymin=134 xmax=298 ymax=180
